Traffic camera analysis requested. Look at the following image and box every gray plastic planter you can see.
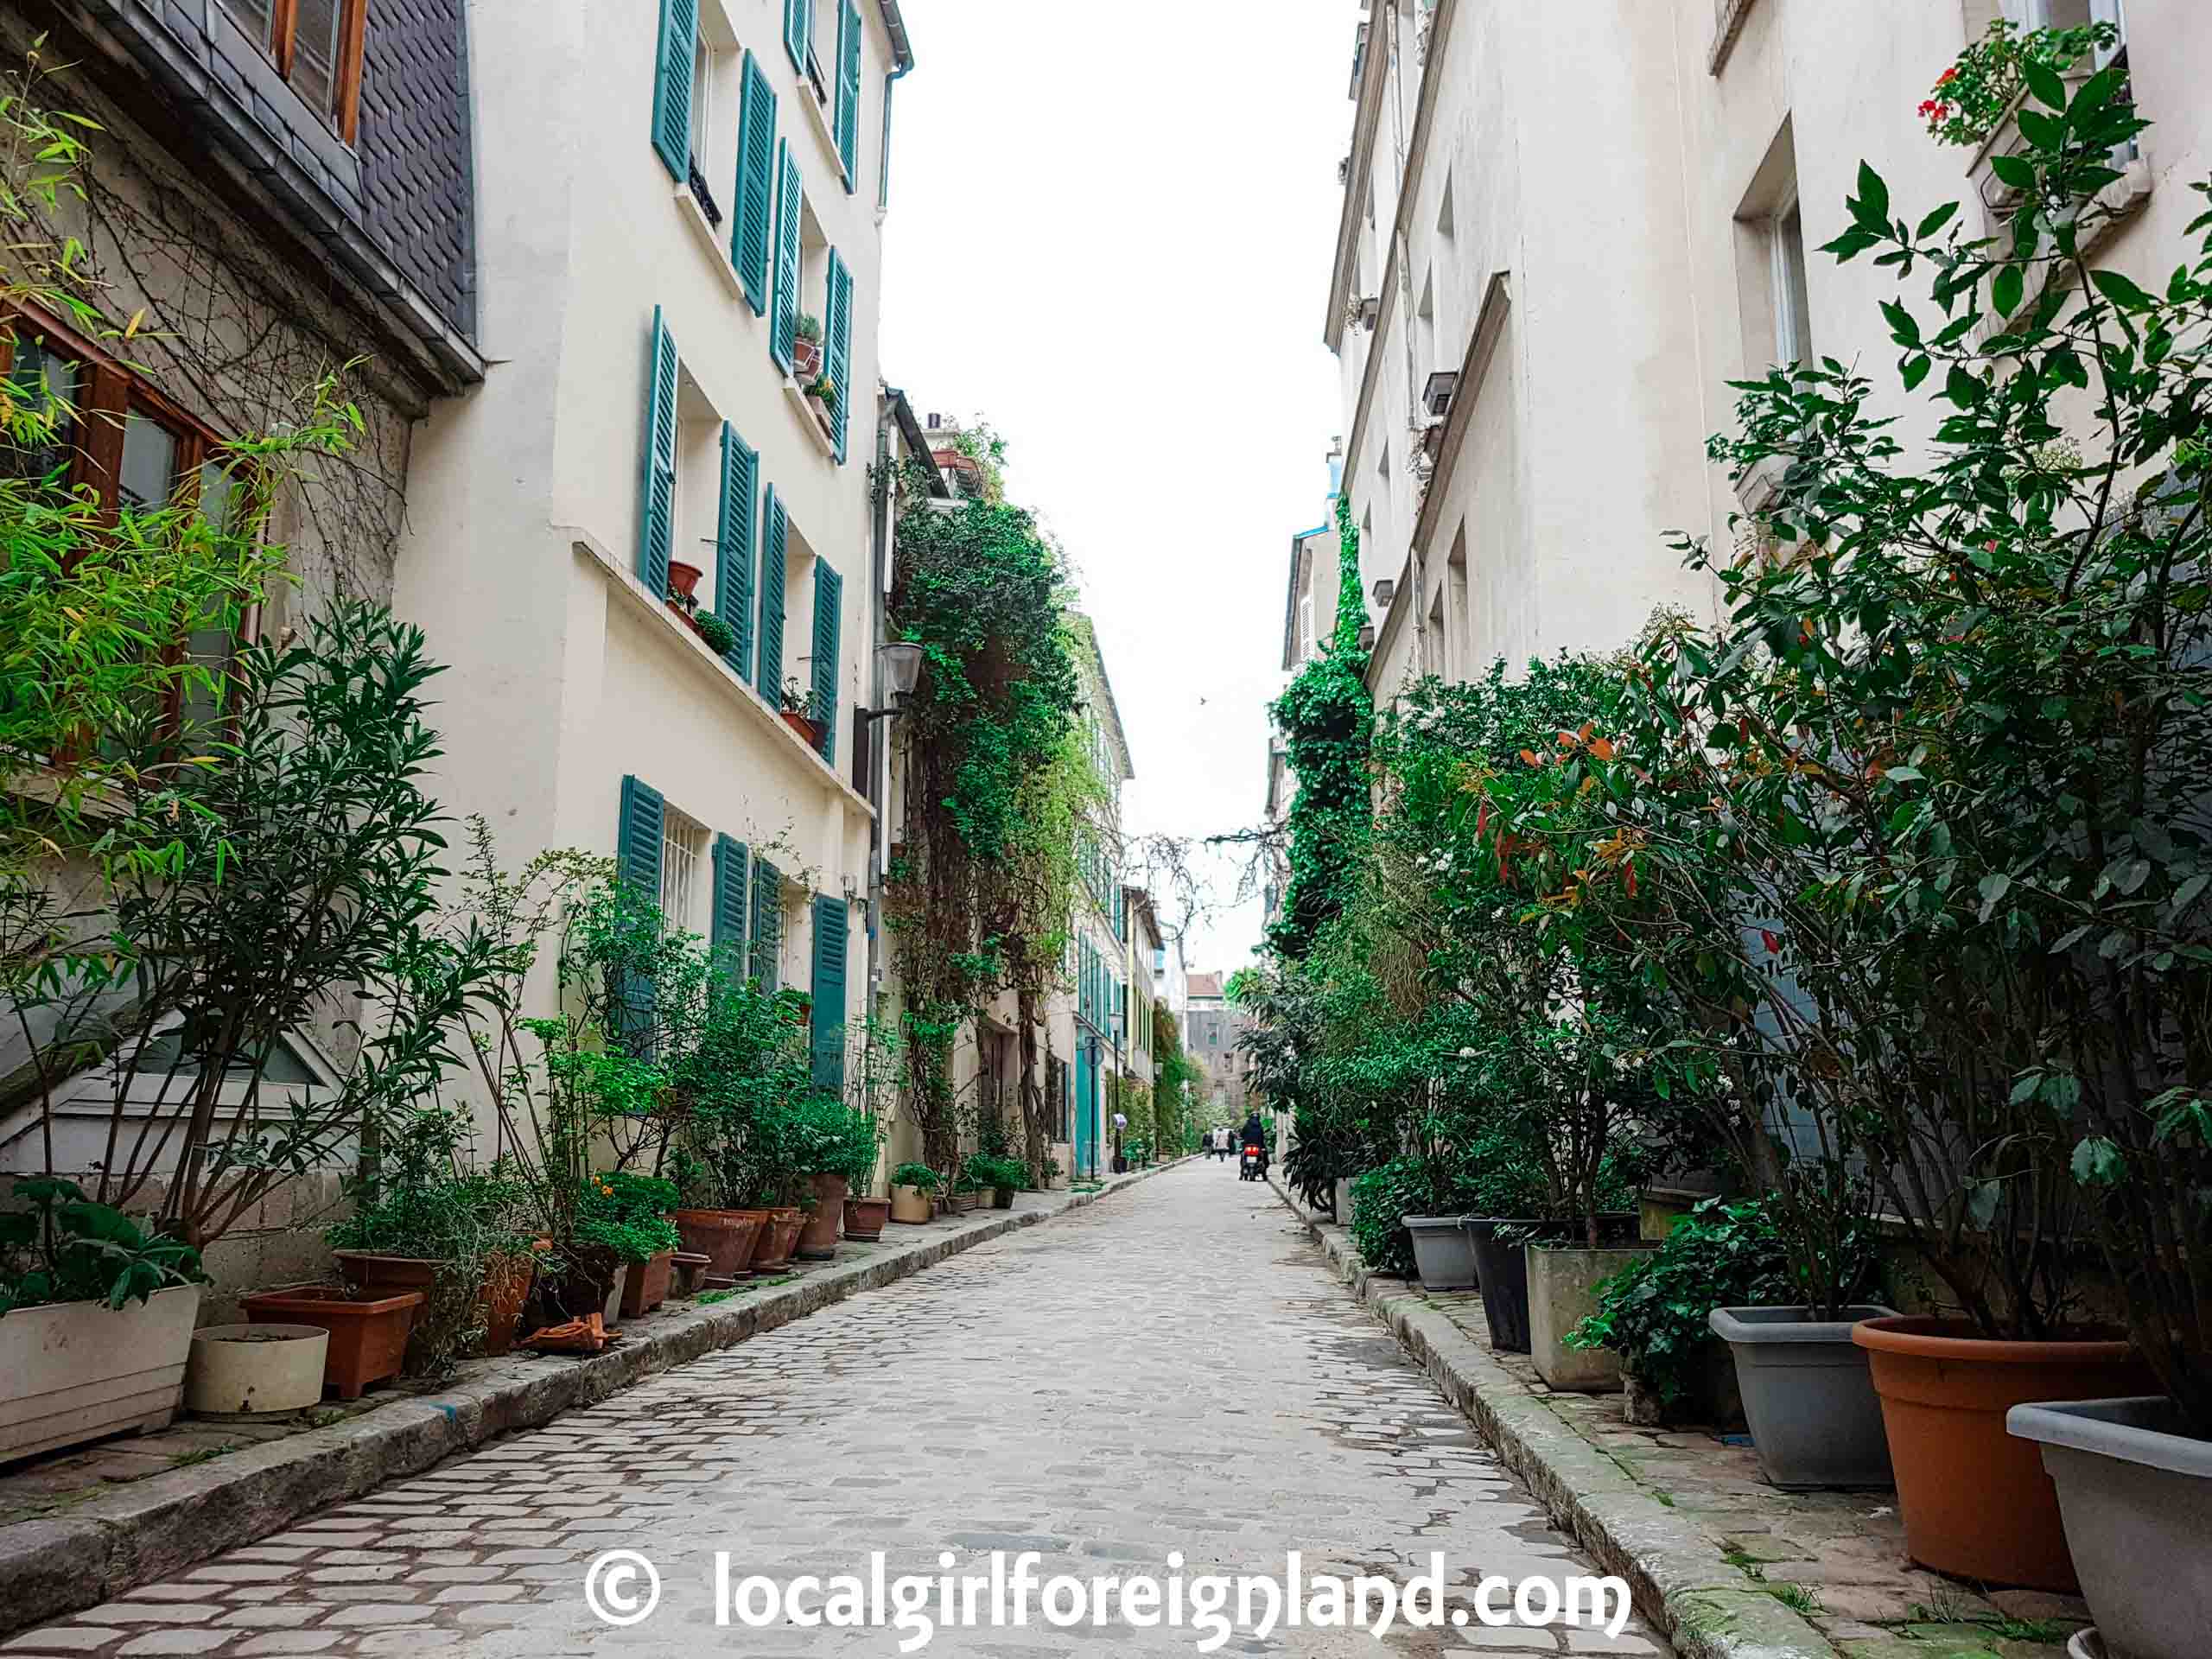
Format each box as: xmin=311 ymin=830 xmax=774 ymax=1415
xmin=1403 ymin=1216 xmax=1478 ymax=1290
xmin=2007 ymin=1395 xmax=2212 ymax=1659
xmin=1709 ymin=1305 xmax=1897 ymax=1489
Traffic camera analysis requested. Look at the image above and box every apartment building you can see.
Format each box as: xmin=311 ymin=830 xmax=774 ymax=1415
xmin=1055 ymin=615 xmax=1135 ymax=1181
xmin=0 ymin=0 xmax=479 ymax=1289
xmin=1325 ymin=0 xmax=2199 ymax=705
xmin=1182 ymin=972 xmax=1250 ymax=1122
xmin=393 ymin=0 xmax=915 ymax=1142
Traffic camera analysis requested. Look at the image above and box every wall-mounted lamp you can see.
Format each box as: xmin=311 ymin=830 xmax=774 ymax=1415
xmin=860 ymin=641 xmax=927 ymax=725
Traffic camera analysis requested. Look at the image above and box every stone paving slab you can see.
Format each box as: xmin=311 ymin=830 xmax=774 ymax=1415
xmin=0 ymin=1162 xmax=1189 ymax=1639
xmin=1266 ymin=1180 xmax=2085 ymax=1659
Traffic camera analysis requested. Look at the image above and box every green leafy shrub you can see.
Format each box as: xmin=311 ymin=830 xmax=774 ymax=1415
xmin=1566 ymin=1199 xmax=1795 ymax=1417
xmin=572 ymin=1170 xmax=680 ymax=1265
xmin=694 ymin=611 xmax=739 ymax=655
xmin=962 ymin=1153 xmax=1026 ymax=1193
xmin=889 ymin=1161 xmax=942 ymax=1194
xmin=0 ymin=1178 xmax=207 ymax=1314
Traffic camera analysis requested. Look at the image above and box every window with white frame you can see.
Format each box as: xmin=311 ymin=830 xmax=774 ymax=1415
xmin=1770 ymin=194 xmax=1813 ymax=368
xmin=660 ymin=805 xmax=707 ymax=933
xmin=684 ymin=1 xmax=745 ymax=226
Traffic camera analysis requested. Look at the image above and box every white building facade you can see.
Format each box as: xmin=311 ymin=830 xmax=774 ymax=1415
xmin=1326 ymin=0 xmax=2204 ymax=704
xmin=394 ymin=0 xmax=916 ymax=1139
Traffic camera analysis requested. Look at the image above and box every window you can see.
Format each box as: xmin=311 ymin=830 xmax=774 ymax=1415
xmin=1770 ymin=195 xmax=1812 ymax=368
xmin=1 ymin=314 xmax=231 ymax=518
xmin=659 ymin=805 xmax=706 ymax=932
xmin=215 ymin=0 xmax=367 ymax=143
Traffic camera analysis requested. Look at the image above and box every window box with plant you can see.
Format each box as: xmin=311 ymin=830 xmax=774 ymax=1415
xmin=0 ymin=1179 xmax=209 ymax=1460
xmin=804 ymin=372 xmax=839 ymax=438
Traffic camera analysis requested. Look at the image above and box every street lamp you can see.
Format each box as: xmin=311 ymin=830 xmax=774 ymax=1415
xmin=860 ymin=641 xmax=926 ymax=726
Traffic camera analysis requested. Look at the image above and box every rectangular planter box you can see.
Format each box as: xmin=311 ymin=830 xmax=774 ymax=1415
xmin=1528 ymin=1243 xmax=1654 ymax=1393
xmin=1404 ymin=1216 xmax=1477 ymax=1290
xmin=0 ymin=1283 xmax=204 ymax=1462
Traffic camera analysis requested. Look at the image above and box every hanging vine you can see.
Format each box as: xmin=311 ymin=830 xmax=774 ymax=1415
xmin=886 ymin=480 xmax=1082 ymax=1173
xmin=1267 ymin=490 xmax=1374 ymax=959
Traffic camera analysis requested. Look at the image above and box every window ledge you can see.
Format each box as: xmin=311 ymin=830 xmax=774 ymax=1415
xmin=674 ymin=185 xmax=754 ymax=309
xmin=798 ymin=78 xmax=852 ymax=192
xmin=562 ymin=524 xmax=872 ymax=819
xmin=782 ymin=374 xmax=842 ymax=458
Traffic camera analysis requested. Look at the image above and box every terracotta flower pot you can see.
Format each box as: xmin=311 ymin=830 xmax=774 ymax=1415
xmin=780 ymin=708 xmax=824 ymax=747
xmin=620 ymin=1249 xmax=675 ymax=1319
xmin=751 ymin=1206 xmax=804 ymax=1272
xmin=479 ymin=1247 xmax=540 ymax=1357
xmin=792 ymin=337 xmax=822 ymax=378
xmin=330 ymin=1250 xmax=438 ymax=1297
xmin=238 ymin=1285 xmax=425 ymax=1402
xmin=800 ymin=1174 xmax=847 ymax=1260
xmin=842 ymin=1197 xmax=891 ymax=1241
xmin=671 ymin=1251 xmax=712 ymax=1297
xmin=675 ymin=1209 xmax=766 ymax=1281
xmin=667 ymin=560 xmax=703 ymax=601
xmin=888 ymin=1184 xmax=932 ymax=1224
xmin=1853 ymin=1315 xmax=2154 ymax=1591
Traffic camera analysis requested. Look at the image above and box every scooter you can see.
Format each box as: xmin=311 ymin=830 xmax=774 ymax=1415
xmin=1239 ymin=1142 xmax=1267 ymax=1181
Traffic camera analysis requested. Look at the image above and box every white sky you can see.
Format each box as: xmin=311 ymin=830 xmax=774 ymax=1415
xmin=880 ymin=1 xmax=1356 ymax=980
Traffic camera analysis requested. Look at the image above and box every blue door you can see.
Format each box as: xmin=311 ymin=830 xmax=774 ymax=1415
xmin=1075 ymin=1039 xmax=1098 ymax=1179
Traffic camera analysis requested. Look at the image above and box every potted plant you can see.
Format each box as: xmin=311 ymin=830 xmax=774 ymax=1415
xmin=238 ymin=1281 xmax=426 ymax=1401
xmin=795 ymin=1096 xmax=881 ymax=1259
xmin=0 ymin=1178 xmax=209 ymax=1459
xmin=1567 ymin=1197 xmax=1804 ymax=1433
xmin=963 ymin=1153 xmax=1025 ymax=1212
xmin=888 ymin=1161 xmax=939 ymax=1224
xmin=779 ymin=678 xmax=824 ymax=747
xmin=667 ymin=560 xmax=703 ymax=607
xmin=842 ymin=1188 xmax=893 ymax=1241
xmin=584 ymin=1172 xmax=681 ymax=1319
xmin=693 ymin=610 xmax=738 ymax=657
xmin=804 ymin=373 xmax=838 ymax=429
xmin=792 ymin=314 xmax=823 ymax=379
xmin=324 ymin=1108 xmax=543 ymax=1367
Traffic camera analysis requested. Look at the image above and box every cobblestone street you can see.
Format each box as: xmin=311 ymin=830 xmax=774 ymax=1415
xmin=5 ymin=1165 xmax=1667 ymax=1658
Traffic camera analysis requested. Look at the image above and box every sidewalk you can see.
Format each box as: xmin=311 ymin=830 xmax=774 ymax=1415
xmin=1268 ymin=1179 xmax=2086 ymax=1659
xmin=0 ymin=1160 xmax=1189 ymax=1637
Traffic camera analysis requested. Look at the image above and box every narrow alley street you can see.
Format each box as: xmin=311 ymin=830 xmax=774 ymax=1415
xmin=7 ymin=1166 xmax=1667 ymax=1658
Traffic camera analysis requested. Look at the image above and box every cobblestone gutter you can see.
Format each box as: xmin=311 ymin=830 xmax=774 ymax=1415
xmin=1269 ymin=1176 xmax=1840 ymax=1659
xmin=0 ymin=1161 xmax=1187 ymax=1637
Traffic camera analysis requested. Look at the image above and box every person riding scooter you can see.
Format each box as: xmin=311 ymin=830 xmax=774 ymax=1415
xmin=1238 ymin=1110 xmax=1269 ymax=1180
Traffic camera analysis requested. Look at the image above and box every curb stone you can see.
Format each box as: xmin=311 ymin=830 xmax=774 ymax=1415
xmin=0 ymin=1158 xmax=1191 ymax=1637
xmin=1268 ymin=1176 xmax=1840 ymax=1659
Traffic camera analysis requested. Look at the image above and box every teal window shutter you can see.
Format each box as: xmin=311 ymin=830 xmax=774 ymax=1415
xmin=783 ymin=0 xmax=810 ymax=73
xmin=711 ymin=833 xmax=750 ymax=965
xmin=750 ymin=857 xmax=782 ymax=988
xmin=824 ymin=250 xmax=853 ymax=461
xmin=758 ymin=486 xmax=787 ymax=704
xmin=770 ymin=142 xmax=803 ymax=372
xmin=716 ymin=423 xmax=759 ymax=681
xmin=618 ymin=775 xmax=666 ymax=901
xmin=639 ymin=307 xmax=678 ymax=598
xmin=810 ymin=895 xmax=849 ymax=1095
xmin=651 ymin=0 xmax=698 ymax=181
xmin=731 ymin=53 xmax=778 ymax=315
xmin=810 ymin=560 xmax=842 ymax=765
xmin=834 ymin=0 xmax=862 ymax=189
xmin=617 ymin=776 xmax=667 ymax=1047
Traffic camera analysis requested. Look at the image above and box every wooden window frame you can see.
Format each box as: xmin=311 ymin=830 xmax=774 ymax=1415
xmin=0 ymin=304 xmax=228 ymax=525
xmin=228 ymin=0 xmax=370 ymax=145
xmin=3 ymin=303 xmax=256 ymax=747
